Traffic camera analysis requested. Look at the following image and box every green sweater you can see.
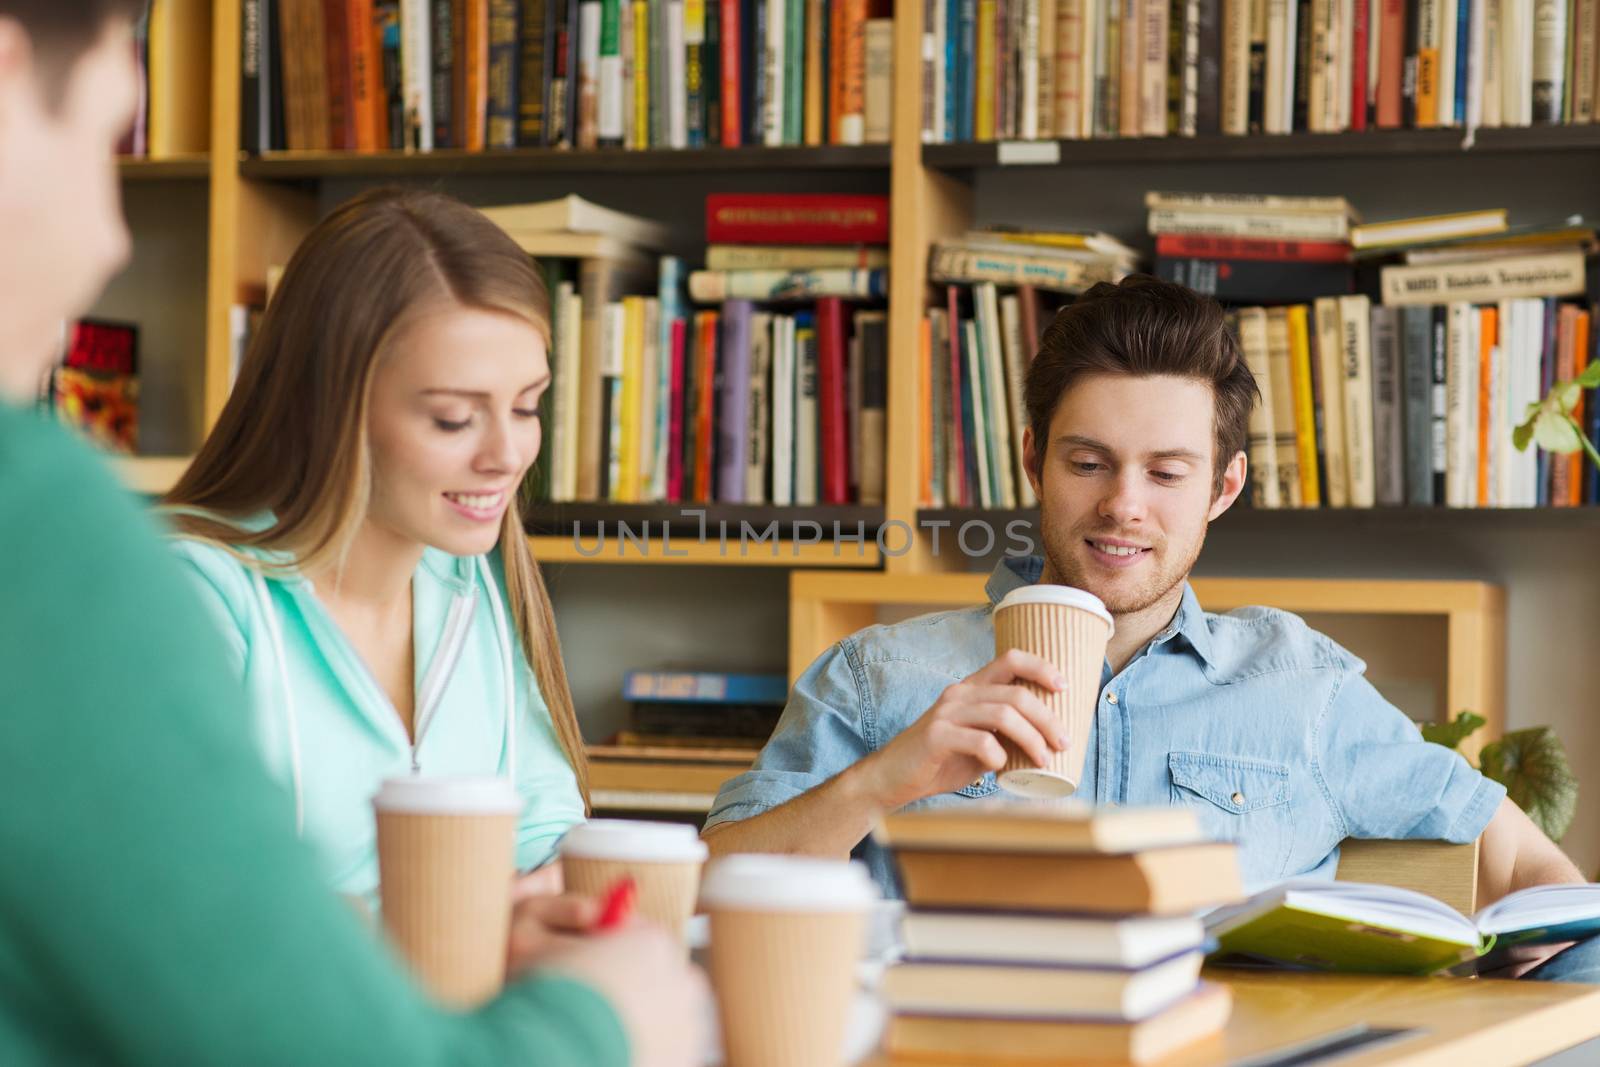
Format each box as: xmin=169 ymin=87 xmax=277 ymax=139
xmin=0 ymin=405 xmax=628 ymax=1067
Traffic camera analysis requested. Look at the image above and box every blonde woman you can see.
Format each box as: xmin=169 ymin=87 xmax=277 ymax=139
xmin=165 ymin=187 xmax=586 ymax=902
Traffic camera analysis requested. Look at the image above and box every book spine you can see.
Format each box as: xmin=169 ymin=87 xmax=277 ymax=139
xmin=1376 ymin=0 xmax=1404 ymax=124
xmin=350 ymin=0 xmax=385 ymax=150
xmin=487 ymin=0 xmax=520 ymax=147
xmin=1236 ymin=308 xmax=1282 ymax=507
xmin=687 ymin=0 xmax=707 ymax=144
xmin=1400 ymin=305 xmax=1434 ymax=504
xmin=687 ymin=269 xmax=889 ymax=302
xmin=705 ymin=244 xmax=890 ymax=269
xmin=1266 ymin=308 xmax=1304 ymax=505
xmin=1121 ymin=0 xmax=1143 ymax=136
xmin=1058 ymin=0 xmax=1085 ymax=134
xmin=598 ymin=0 xmax=624 ymax=144
xmin=1148 ymin=209 xmax=1349 ymax=239
xmin=1155 ymin=233 xmax=1352 ymax=262
xmin=461 ymin=0 xmax=488 ymax=149
xmin=1314 ymin=296 xmax=1350 ymax=505
xmin=1195 ymin=0 xmax=1222 ymax=132
xmin=1480 ymin=0 xmax=1501 ymax=126
xmin=1575 ymin=0 xmax=1597 ymax=120
xmin=817 ymin=297 xmax=851 ymax=503
xmin=1444 ymin=301 xmax=1475 ymax=506
xmin=932 ymin=248 xmax=1120 ymax=291
xmin=1340 ymin=294 xmax=1376 ymax=508
xmin=1264 ymin=0 xmax=1287 ymax=131
xmin=516 ymin=0 xmax=546 ymax=143
xmin=705 ymin=193 xmax=892 ymax=244
xmin=1155 ymin=257 xmax=1352 ymax=300
xmin=1142 ymin=0 xmax=1171 ymax=133
xmin=864 ymin=18 xmax=894 ymax=142
xmin=378 ymin=2 xmax=403 ymax=149
xmin=1349 ymin=0 xmax=1369 ymax=128
xmin=1531 ymin=0 xmax=1566 ymax=120
xmin=1038 ymin=0 xmax=1058 ymax=136
xmin=632 ymin=0 xmax=650 ymax=147
xmin=1431 ymin=305 xmax=1450 ymax=503
xmin=716 ymin=300 xmax=753 ymax=502
xmin=784 ymin=0 xmax=805 ymax=142
xmin=1381 ymin=252 xmax=1588 ymax=306
xmin=548 ymin=0 xmax=573 ymax=145
xmin=944 ymin=286 xmax=968 ymax=506
xmin=1221 ymin=0 xmax=1252 ymax=129
xmin=430 ymin=0 xmax=454 ymax=146
xmin=324 ymin=0 xmax=353 ymax=150
xmin=242 ymin=0 xmax=265 ymax=154
xmin=1370 ymin=305 xmax=1404 ymax=505
xmin=1287 ymin=306 xmax=1321 ymax=505
xmin=577 ymin=0 xmax=601 ymax=145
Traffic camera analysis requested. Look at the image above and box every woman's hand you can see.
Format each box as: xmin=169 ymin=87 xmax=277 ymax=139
xmin=506 ymin=888 xmax=604 ymax=974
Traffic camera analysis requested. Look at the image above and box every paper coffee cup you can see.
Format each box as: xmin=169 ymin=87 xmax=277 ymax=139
xmin=373 ymin=776 xmax=520 ymax=1007
xmin=558 ymin=819 xmax=709 ymax=945
xmin=701 ymin=854 xmax=878 ymax=1067
xmin=993 ymin=585 xmax=1113 ymax=799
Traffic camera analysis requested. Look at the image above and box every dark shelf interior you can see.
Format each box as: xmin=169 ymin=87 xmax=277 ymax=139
xmin=242 ymin=144 xmax=892 ymax=180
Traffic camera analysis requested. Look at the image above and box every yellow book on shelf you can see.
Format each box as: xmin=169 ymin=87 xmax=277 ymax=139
xmin=146 ymin=0 xmax=213 ymax=157
xmin=1286 ymin=305 xmax=1321 ymax=507
xmin=1351 ymin=209 xmax=1509 ymax=250
xmin=617 ymin=296 xmax=645 ymax=502
xmin=976 ymin=0 xmax=998 ymax=141
xmin=632 ymin=0 xmax=650 ymax=148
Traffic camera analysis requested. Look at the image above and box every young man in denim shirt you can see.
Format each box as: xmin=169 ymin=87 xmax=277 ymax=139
xmin=705 ymin=276 xmax=1595 ymax=982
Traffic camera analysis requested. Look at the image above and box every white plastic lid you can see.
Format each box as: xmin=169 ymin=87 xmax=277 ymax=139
xmin=699 ymin=854 xmax=879 ymax=912
xmin=372 ymin=776 xmax=520 ymax=815
xmin=558 ymin=819 xmax=710 ymax=863
xmin=995 ymin=584 xmax=1114 ymax=630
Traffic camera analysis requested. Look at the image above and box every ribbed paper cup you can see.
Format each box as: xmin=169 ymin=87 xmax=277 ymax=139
xmin=701 ymin=855 xmax=878 ymax=1067
xmin=993 ymin=585 xmax=1113 ymax=798
xmin=373 ymin=777 xmax=519 ymax=1008
xmin=558 ymin=820 xmax=709 ymax=948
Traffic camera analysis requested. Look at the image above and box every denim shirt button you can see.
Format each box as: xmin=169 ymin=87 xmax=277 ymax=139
xmin=1231 ymin=791 xmax=1245 ymax=805
xmin=1106 ymin=692 xmax=1119 ymax=705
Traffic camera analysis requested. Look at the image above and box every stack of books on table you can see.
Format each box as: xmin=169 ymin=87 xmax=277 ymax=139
xmin=874 ymin=803 xmax=1243 ymax=1065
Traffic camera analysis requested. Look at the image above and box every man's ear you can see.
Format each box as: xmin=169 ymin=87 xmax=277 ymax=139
xmin=1022 ymin=427 xmax=1043 ymax=501
xmin=1208 ymin=450 xmax=1248 ymax=521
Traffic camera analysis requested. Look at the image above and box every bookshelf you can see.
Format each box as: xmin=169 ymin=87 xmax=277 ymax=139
xmin=109 ymin=3 xmax=1600 ymax=860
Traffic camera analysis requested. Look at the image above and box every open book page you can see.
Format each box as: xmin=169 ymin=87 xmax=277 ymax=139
xmin=1474 ymin=883 xmax=1600 ymax=945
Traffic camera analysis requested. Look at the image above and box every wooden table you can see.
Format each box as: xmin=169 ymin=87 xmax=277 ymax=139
xmin=864 ymin=969 xmax=1600 ymax=1066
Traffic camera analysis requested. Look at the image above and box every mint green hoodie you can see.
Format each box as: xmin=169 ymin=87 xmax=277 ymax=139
xmin=0 ymin=404 xmax=625 ymax=1066
xmin=170 ymin=533 xmax=585 ymax=898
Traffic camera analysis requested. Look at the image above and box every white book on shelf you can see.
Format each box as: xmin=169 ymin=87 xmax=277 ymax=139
xmin=795 ymin=321 xmax=820 ymax=506
xmin=976 ymin=284 xmax=1017 ymax=509
xmin=1464 ymin=305 xmax=1481 ymax=507
xmin=1466 ymin=0 xmax=1489 ymax=129
xmin=999 ymin=294 xmax=1039 ymax=508
xmin=579 ymin=1 xmax=603 ymax=146
xmin=667 ymin=0 xmax=688 ymax=148
xmin=772 ymin=315 xmax=796 ymax=506
xmin=547 ymin=280 xmax=574 ymax=502
xmin=559 ymin=287 xmax=585 ymax=501
xmin=1518 ymin=298 xmax=1542 ymax=506
xmin=1022 ymin=0 xmax=1043 ymax=138
xmin=1313 ymin=297 xmax=1349 ymax=506
xmin=764 ymin=0 xmax=786 ymax=146
xmin=1490 ymin=299 xmax=1511 ymax=507
xmin=1439 ymin=0 xmax=1460 ymax=125
xmin=1281 ymin=0 xmax=1299 ymax=133
xmin=1265 ymin=0 xmax=1290 ymax=133
xmin=747 ymin=312 xmax=774 ymax=504
xmin=480 ymin=195 xmax=670 ymax=248
xmin=963 ymin=319 xmax=995 ymax=509
xmin=1236 ymin=308 xmax=1281 ymax=509
xmin=1481 ymin=0 xmax=1502 ymax=126
xmin=1335 ymin=0 xmax=1353 ymax=128
xmin=929 ymin=0 xmax=949 ymax=143
xmin=603 ymin=302 xmax=627 ymax=501
xmin=1338 ymin=294 xmax=1377 ymax=508
xmin=400 ymin=0 xmax=433 ymax=150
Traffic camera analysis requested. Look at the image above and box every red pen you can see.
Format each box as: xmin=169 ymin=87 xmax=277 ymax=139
xmin=594 ymin=877 xmax=637 ymax=932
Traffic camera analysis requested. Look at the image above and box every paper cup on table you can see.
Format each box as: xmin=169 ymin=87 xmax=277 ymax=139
xmin=558 ymin=819 xmax=709 ymax=946
xmin=373 ymin=776 xmax=519 ymax=1008
xmin=993 ymin=584 xmax=1113 ymax=799
xmin=701 ymin=854 xmax=878 ymax=1067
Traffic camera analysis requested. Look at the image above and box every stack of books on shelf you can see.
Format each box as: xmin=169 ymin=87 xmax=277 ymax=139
xmin=587 ymin=670 xmax=784 ymax=812
xmin=920 ymin=0 xmax=1600 ymax=143
xmin=246 ymin=0 xmax=892 ymax=154
xmin=875 ymin=804 xmax=1243 ymax=1065
xmin=919 ymin=228 xmax=1136 ymax=509
xmin=514 ymin=192 xmax=891 ymax=507
xmin=1151 ymin=191 xmax=1358 ymax=302
xmin=121 ymin=0 xmax=211 ymax=160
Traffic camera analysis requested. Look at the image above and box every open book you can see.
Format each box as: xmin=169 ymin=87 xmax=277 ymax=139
xmin=1205 ymin=879 xmax=1600 ymax=975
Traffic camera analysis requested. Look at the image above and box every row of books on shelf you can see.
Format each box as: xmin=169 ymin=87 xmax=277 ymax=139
xmin=919 ymin=0 xmax=1600 ymax=143
xmin=248 ymin=0 xmax=893 ymax=154
xmin=122 ymin=0 xmax=212 ymax=159
xmin=1237 ymin=295 xmax=1598 ymax=510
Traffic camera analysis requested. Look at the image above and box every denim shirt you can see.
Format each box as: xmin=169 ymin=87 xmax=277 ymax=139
xmin=706 ymin=556 xmax=1506 ymax=896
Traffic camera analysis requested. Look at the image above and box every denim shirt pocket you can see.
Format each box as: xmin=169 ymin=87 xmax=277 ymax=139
xmin=955 ymin=773 xmax=1000 ymax=799
xmin=1168 ymin=751 xmax=1292 ymax=883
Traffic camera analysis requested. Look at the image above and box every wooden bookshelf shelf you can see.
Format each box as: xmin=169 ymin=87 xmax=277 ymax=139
xmin=240 ymin=144 xmax=892 ymax=181
xmin=528 ymin=533 xmax=882 ymax=567
xmin=524 ymin=502 xmax=883 ymax=536
xmin=112 ymin=455 xmax=191 ymax=495
xmin=919 ymin=506 xmax=1600 ymax=534
xmin=118 ymin=155 xmax=210 ymax=180
xmin=922 ymin=125 xmax=1600 ymax=171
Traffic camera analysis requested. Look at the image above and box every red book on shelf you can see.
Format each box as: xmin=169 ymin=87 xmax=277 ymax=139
xmin=667 ymin=316 xmax=688 ymax=502
xmin=817 ymin=298 xmax=851 ymax=503
xmin=945 ymin=285 xmax=967 ymax=507
xmin=720 ymin=0 xmax=742 ymax=146
xmin=1154 ymin=234 xmax=1352 ymax=263
xmin=706 ymin=194 xmax=892 ymax=245
xmin=1376 ymin=0 xmax=1405 ymax=128
xmin=695 ymin=311 xmax=719 ymax=503
xmin=1350 ymin=0 xmax=1369 ymax=131
xmin=324 ymin=0 xmax=353 ymax=149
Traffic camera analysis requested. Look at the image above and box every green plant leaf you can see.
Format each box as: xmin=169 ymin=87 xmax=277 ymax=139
xmin=1557 ymin=381 xmax=1584 ymax=413
xmin=1479 ymin=728 xmax=1580 ymax=841
xmin=1576 ymin=360 xmax=1600 ymax=389
xmin=1421 ymin=711 xmax=1487 ymax=750
xmin=1533 ymin=409 xmax=1586 ymax=453
xmin=1513 ymin=419 xmax=1535 ymax=452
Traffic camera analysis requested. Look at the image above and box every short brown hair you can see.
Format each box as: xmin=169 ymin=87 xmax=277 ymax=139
xmin=1024 ymin=274 xmax=1259 ymax=495
xmin=0 ymin=0 xmax=146 ymax=108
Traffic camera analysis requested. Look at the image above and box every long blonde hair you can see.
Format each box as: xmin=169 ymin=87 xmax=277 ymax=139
xmin=166 ymin=186 xmax=589 ymax=805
